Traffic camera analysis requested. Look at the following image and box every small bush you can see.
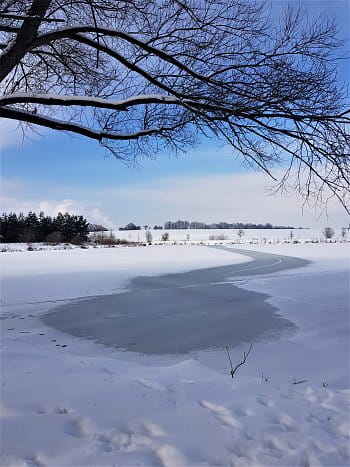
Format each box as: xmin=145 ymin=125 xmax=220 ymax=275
xmin=323 ymin=227 xmax=335 ymax=240
xmin=161 ymin=232 xmax=169 ymax=241
xmin=91 ymin=231 xmax=132 ymax=246
xmin=145 ymin=230 xmax=153 ymax=244
xmin=209 ymin=234 xmax=228 ymax=241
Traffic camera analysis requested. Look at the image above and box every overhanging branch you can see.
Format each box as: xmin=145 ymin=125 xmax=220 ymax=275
xmin=0 ymin=106 xmax=188 ymax=141
xmin=0 ymin=92 xmax=238 ymax=115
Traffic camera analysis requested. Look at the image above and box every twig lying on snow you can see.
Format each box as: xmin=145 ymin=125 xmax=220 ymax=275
xmin=225 ymin=343 xmax=252 ymax=378
xmin=292 ymin=377 xmax=308 ymax=385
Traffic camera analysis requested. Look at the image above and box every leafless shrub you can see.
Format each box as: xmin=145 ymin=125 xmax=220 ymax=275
xmin=161 ymin=232 xmax=169 ymax=241
xmin=90 ymin=231 xmax=134 ymax=246
xmin=237 ymin=229 xmax=245 ymax=241
xmin=225 ymin=343 xmax=252 ymax=379
xmin=145 ymin=230 xmax=153 ymax=244
xmin=323 ymin=227 xmax=335 ymax=240
xmin=209 ymin=234 xmax=228 ymax=241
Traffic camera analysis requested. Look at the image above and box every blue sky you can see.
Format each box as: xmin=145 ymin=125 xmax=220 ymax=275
xmin=1 ymin=0 xmax=349 ymax=229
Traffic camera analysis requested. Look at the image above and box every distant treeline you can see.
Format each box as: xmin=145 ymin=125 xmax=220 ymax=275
xmin=164 ymin=220 xmax=296 ymax=230
xmin=0 ymin=212 xmax=89 ymax=243
xmin=119 ymin=220 xmax=297 ymax=230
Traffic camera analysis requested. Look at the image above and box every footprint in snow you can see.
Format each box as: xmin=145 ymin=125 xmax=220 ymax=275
xmin=136 ymin=378 xmax=167 ymax=392
xmin=143 ymin=421 xmax=167 ymax=437
xmin=263 ymin=436 xmax=286 ymax=459
xmin=256 ymin=396 xmax=273 ymax=407
xmin=270 ymin=412 xmax=295 ymax=432
xmin=199 ymin=400 xmax=240 ymax=428
xmin=64 ymin=416 xmax=93 ymax=438
xmin=24 ymin=452 xmax=48 ymax=467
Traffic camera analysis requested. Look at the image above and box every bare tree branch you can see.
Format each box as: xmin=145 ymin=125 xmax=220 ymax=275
xmin=0 ymin=106 xmax=189 ymax=141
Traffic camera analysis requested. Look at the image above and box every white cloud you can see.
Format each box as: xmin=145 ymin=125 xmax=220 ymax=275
xmin=88 ymin=207 xmax=115 ymax=228
xmin=1 ymin=171 xmax=348 ymax=228
xmin=0 ymin=193 xmax=115 ymax=229
xmin=105 ymin=172 xmax=349 ymax=228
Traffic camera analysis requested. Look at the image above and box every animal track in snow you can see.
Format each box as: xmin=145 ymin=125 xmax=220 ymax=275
xmin=199 ymin=400 xmax=240 ymax=428
xmin=97 ymin=430 xmax=131 ymax=452
xmin=64 ymin=416 xmax=94 ymax=438
xmin=154 ymin=443 xmax=186 ymax=467
xmin=270 ymin=412 xmax=296 ymax=431
xmin=136 ymin=378 xmax=167 ymax=392
xmin=143 ymin=421 xmax=167 ymax=437
xmin=24 ymin=452 xmax=48 ymax=467
xmin=263 ymin=436 xmax=287 ymax=459
xmin=100 ymin=427 xmax=187 ymax=467
xmin=256 ymin=396 xmax=274 ymax=407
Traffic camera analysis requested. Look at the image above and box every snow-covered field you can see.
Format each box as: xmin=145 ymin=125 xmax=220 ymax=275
xmin=114 ymin=227 xmax=347 ymax=244
xmin=1 ymin=243 xmax=349 ymax=466
xmin=1 ymin=228 xmax=347 ymax=254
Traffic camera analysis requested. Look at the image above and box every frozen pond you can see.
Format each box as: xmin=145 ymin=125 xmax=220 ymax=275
xmin=43 ymin=248 xmax=309 ymax=354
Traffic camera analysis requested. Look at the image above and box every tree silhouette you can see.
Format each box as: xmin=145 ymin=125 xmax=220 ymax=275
xmin=0 ymin=0 xmax=349 ymax=209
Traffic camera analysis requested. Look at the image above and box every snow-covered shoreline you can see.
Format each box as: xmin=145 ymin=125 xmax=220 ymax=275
xmin=1 ymin=226 xmax=349 ymax=254
xmin=1 ymin=244 xmax=349 ymax=466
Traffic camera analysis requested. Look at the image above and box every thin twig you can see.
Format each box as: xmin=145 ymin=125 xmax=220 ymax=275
xmin=292 ymin=377 xmax=308 ymax=385
xmin=225 ymin=343 xmax=252 ymax=378
xmin=225 ymin=346 xmax=234 ymax=377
